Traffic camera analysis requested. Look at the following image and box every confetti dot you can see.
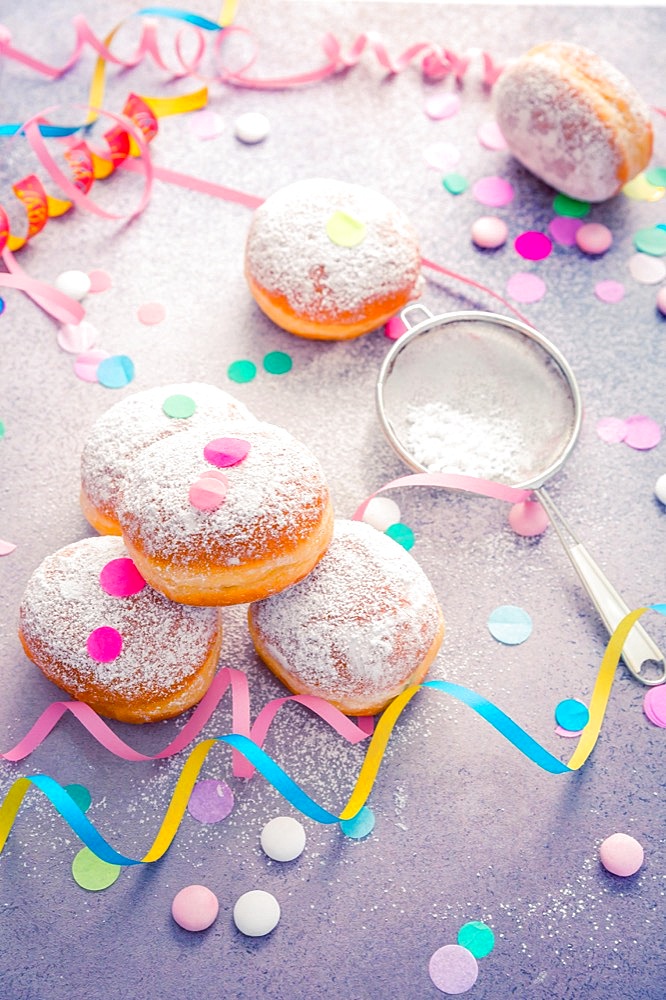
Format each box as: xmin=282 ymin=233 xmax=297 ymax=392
xmin=471 ymin=216 xmax=507 ymax=249
xmin=99 ymin=557 xmax=146 ymax=598
xmin=424 ymin=142 xmax=461 ymax=172
xmin=55 ymin=269 xmax=91 ymax=300
xmin=656 ymin=287 xmax=666 ymax=316
xmin=263 ymin=350 xmax=293 ymax=374
xmin=187 ymin=780 xmax=235 ymax=823
xmin=234 ymin=111 xmax=270 ymax=144
xmin=340 ymin=805 xmax=375 ymax=839
xmin=0 ymin=538 xmax=17 ymax=556
xmin=227 ymin=359 xmax=257 ymax=383
xmin=595 ymin=280 xmax=625 ymax=304
xmin=0 ymin=420 xmax=4 ymax=439
xmin=261 ymin=816 xmax=306 ymax=862
xmin=596 ymin=416 xmax=627 ymax=443
xmin=477 ymin=120 xmax=506 ymax=150
xmin=457 ymin=921 xmax=495 ymax=959
xmin=233 ymin=890 xmax=281 ymax=937
xmin=424 ymin=93 xmax=461 ymax=120
xmin=623 ymin=415 xmax=661 ymax=451
xmin=575 ymin=222 xmax=613 ymax=255
xmin=57 ymin=320 xmax=98 ymax=354
xmin=654 ymin=473 xmax=666 ymax=506
xmin=429 ymin=944 xmax=479 ymax=995
xmin=384 ymin=314 xmax=407 ymax=340
xmin=552 ymin=193 xmax=590 ymax=218
xmin=633 ymin=226 xmax=666 ymax=256
xmin=189 ymin=475 xmax=229 ymax=511
xmin=97 ymin=354 xmax=135 ymax=389
xmin=442 ymin=173 xmax=469 ymax=195
xmin=74 ymin=349 xmax=110 ymax=383
xmin=87 ymin=626 xmax=123 ymax=663
xmin=362 ymin=496 xmax=401 ymax=532
xmin=204 ymin=437 xmax=251 ymax=468
xmin=472 ymin=175 xmax=514 ymax=207
xmin=189 ymin=108 xmax=225 ymax=140
xmin=555 ymin=698 xmax=590 ymax=731
xmin=487 ymin=605 xmax=532 ymax=645
xmin=72 ymin=847 xmax=121 ymax=891
xmin=385 ymin=522 xmax=415 ymax=550
xmin=64 ymin=783 xmax=92 ymax=812
xmin=548 ymin=215 xmax=583 ymax=246
xmin=162 ymin=393 xmax=196 ymax=419
xmin=137 ymin=302 xmax=165 ymax=325
xmin=514 ymin=231 xmax=552 ymax=261
xmin=172 ymin=885 xmax=219 ymax=931
xmin=646 ymin=166 xmax=666 ymax=187
xmin=326 ymin=210 xmax=366 ymax=247
xmin=599 ymin=833 xmax=644 ymax=877
xmin=506 ymin=272 xmax=546 ymax=303
xmin=508 ymin=499 xmax=549 ymax=537
xmin=87 ymin=269 xmax=112 ymax=293
xmin=623 ymin=173 xmax=664 ymax=201
xmin=643 ymin=684 xmax=666 ymax=727
xmin=0 ymin=297 xmax=5 ymax=315
xmin=629 ymin=253 xmax=666 ymax=284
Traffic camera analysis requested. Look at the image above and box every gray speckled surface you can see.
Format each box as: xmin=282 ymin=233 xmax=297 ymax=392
xmin=0 ymin=3 xmax=665 ymax=998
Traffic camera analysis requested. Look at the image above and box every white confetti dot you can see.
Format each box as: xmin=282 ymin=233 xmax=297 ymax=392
xmin=234 ymin=111 xmax=270 ymax=144
xmin=233 ymin=890 xmax=280 ymax=936
xmin=260 ymin=816 xmax=306 ymax=862
xmin=55 ymin=269 xmax=92 ymax=300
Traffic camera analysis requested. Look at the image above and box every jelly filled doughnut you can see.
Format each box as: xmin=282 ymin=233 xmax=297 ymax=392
xmin=248 ymin=519 xmax=445 ymax=716
xmin=80 ymin=382 xmax=257 ymax=536
xmin=18 ymin=536 xmax=223 ymax=723
xmin=244 ymin=178 xmax=423 ymax=340
xmin=493 ymin=41 xmax=653 ymax=202
xmin=116 ymin=422 xmax=335 ymax=607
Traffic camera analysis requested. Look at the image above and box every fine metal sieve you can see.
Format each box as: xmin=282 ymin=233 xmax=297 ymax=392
xmin=376 ymin=304 xmax=665 ymax=686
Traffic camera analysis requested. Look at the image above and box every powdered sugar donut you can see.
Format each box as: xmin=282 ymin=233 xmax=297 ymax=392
xmin=116 ymin=423 xmax=334 ymax=606
xmin=18 ymin=536 xmax=223 ymax=723
xmin=80 ymin=382 xmax=258 ymax=535
xmin=493 ymin=42 xmax=653 ymax=202
xmin=248 ymin=519 xmax=445 ymax=715
xmin=244 ymin=178 xmax=423 ymax=340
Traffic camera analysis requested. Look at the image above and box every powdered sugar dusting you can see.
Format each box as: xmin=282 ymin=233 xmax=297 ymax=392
xmin=250 ymin=519 xmax=442 ymax=703
xmin=245 ymin=178 xmax=422 ymax=320
xmin=18 ymin=536 xmax=220 ymax=701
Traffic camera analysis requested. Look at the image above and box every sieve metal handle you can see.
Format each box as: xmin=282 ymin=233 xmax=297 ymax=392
xmin=537 ymin=488 xmax=665 ymax=685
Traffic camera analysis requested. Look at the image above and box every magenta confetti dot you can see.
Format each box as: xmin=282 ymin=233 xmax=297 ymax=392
xmin=472 ymin=175 xmax=514 ymax=207
xmin=548 ymin=215 xmax=583 ymax=247
xmin=429 ymin=944 xmax=479 ymax=995
xmin=384 ymin=315 xmax=407 ymax=340
xmin=137 ymin=302 xmax=166 ymax=325
xmin=187 ymin=780 xmax=235 ymax=823
xmin=595 ymin=280 xmax=625 ymax=304
xmin=189 ymin=475 xmax=229 ymax=511
xmin=203 ymin=437 xmax=251 ymax=468
xmin=99 ymin=558 xmax=146 ymax=598
xmin=477 ymin=120 xmax=507 ymax=150
xmin=643 ymin=685 xmax=666 ymax=728
xmin=596 ymin=417 xmax=627 ymax=443
xmin=623 ymin=415 xmax=662 ymax=451
xmin=87 ymin=626 xmax=123 ymax=663
xmin=514 ymin=231 xmax=552 ymax=261
xmin=87 ymin=269 xmax=112 ymax=293
xmin=73 ymin=349 xmax=110 ymax=383
xmin=506 ymin=272 xmax=546 ymax=303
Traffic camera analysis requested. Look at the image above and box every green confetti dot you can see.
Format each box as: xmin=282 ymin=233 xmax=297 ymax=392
xmin=384 ymin=522 xmax=415 ymax=550
xmin=457 ymin=921 xmax=495 ymax=958
xmin=0 ymin=420 xmax=5 ymax=439
xmin=162 ymin=393 xmax=196 ymax=419
xmin=633 ymin=226 xmax=666 ymax=256
xmin=326 ymin=210 xmax=366 ymax=247
xmin=263 ymin=351 xmax=293 ymax=375
xmin=645 ymin=166 xmax=666 ymax=187
xmin=227 ymin=359 xmax=257 ymax=384
xmin=442 ymin=173 xmax=468 ymax=195
xmin=552 ymin=193 xmax=590 ymax=218
xmin=72 ymin=847 xmax=121 ymax=891
xmin=64 ymin=783 xmax=92 ymax=813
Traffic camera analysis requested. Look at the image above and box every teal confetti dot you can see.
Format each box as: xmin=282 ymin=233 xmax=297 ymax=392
xmin=97 ymin=354 xmax=135 ymax=389
xmin=385 ymin=522 xmax=415 ymax=550
xmin=552 ymin=193 xmax=590 ymax=218
xmin=162 ymin=393 xmax=196 ymax=419
xmin=64 ymin=783 xmax=92 ymax=813
xmin=645 ymin=166 xmax=666 ymax=187
xmin=227 ymin=359 xmax=257 ymax=384
xmin=487 ymin=605 xmax=532 ymax=645
xmin=633 ymin=226 xmax=666 ymax=256
xmin=263 ymin=351 xmax=293 ymax=375
xmin=457 ymin=921 xmax=495 ymax=959
xmin=555 ymin=698 xmax=589 ymax=731
xmin=340 ymin=806 xmax=375 ymax=839
xmin=443 ymin=173 xmax=469 ymax=195
xmin=0 ymin=420 xmax=4 ymax=440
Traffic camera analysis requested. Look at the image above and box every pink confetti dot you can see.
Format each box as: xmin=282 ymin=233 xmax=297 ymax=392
xmin=471 ymin=216 xmax=507 ymax=250
xmin=137 ymin=302 xmax=166 ymax=325
xmin=0 ymin=538 xmax=17 ymax=556
xmin=576 ymin=222 xmax=613 ymax=255
xmin=73 ymin=349 xmax=110 ymax=383
xmin=643 ymin=684 xmax=666 ymax=727
xmin=623 ymin=415 xmax=662 ymax=450
xmin=203 ymin=437 xmax=251 ymax=468
xmin=595 ymin=280 xmax=625 ymax=304
xmin=472 ymin=175 xmax=514 ymax=207
xmin=188 ymin=108 xmax=225 ymax=140
xmin=548 ymin=215 xmax=583 ymax=247
xmin=656 ymin=286 xmax=666 ymax=315
xmin=99 ymin=558 xmax=146 ymax=598
xmin=172 ymin=885 xmax=219 ymax=932
xmin=429 ymin=944 xmax=479 ymax=994
xmin=57 ymin=320 xmax=98 ymax=354
xmin=514 ymin=231 xmax=552 ymax=261
xmin=87 ymin=269 xmax=112 ymax=293
xmin=424 ymin=93 xmax=460 ymax=120
xmin=87 ymin=626 xmax=123 ymax=663
xmin=477 ymin=120 xmax=507 ymax=150
xmin=599 ymin=833 xmax=644 ymax=877
xmin=423 ymin=141 xmax=461 ymax=172
xmin=384 ymin=314 xmax=407 ymax=340
xmin=189 ymin=474 xmax=229 ymax=511
xmin=506 ymin=272 xmax=546 ymax=303
xmin=596 ymin=416 xmax=627 ymax=443
xmin=508 ymin=499 xmax=549 ymax=537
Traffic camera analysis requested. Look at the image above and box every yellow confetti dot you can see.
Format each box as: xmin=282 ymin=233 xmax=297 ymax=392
xmin=622 ymin=173 xmax=665 ymax=202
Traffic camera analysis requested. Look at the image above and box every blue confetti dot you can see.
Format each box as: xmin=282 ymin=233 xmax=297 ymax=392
xmin=0 ymin=297 xmax=5 ymax=315
xmin=340 ymin=805 xmax=375 ymax=839
xmin=487 ymin=605 xmax=532 ymax=645
xmin=555 ymin=698 xmax=590 ymax=731
xmin=97 ymin=354 xmax=135 ymax=389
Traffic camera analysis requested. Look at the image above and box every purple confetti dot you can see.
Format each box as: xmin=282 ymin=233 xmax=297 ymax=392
xmin=187 ymin=780 xmax=235 ymax=823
